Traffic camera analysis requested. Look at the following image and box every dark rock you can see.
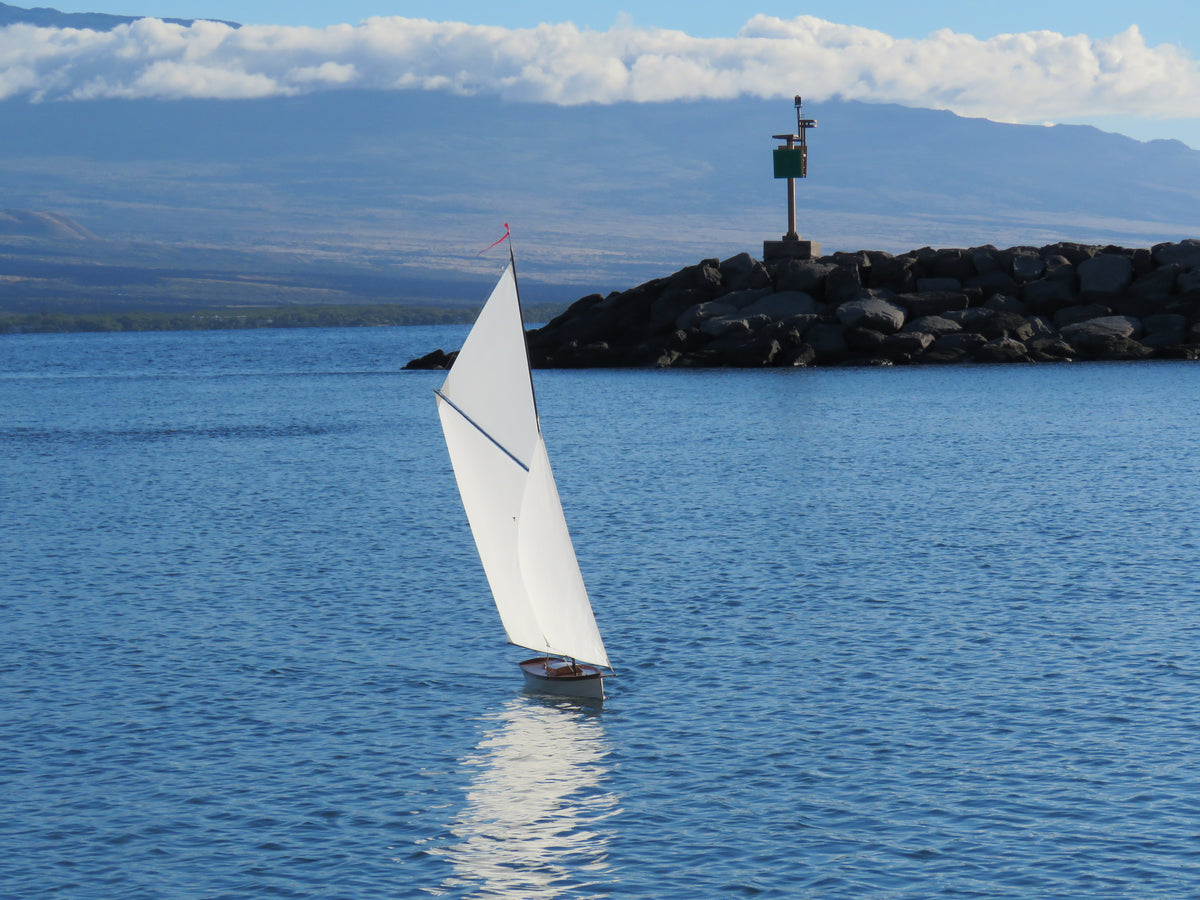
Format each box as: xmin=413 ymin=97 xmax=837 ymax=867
xmin=868 ymin=254 xmax=918 ymax=292
xmin=836 ymin=291 xmax=907 ymax=333
xmin=721 ymin=287 xmax=774 ymax=309
xmin=972 ymin=246 xmax=1003 ymax=275
xmin=706 ymin=327 xmax=783 ymax=367
xmin=1028 ymin=336 xmax=1077 ymax=360
xmin=1011 ymin=252 xmax=1045 ymax=282
xmin=1179 ymin=268 xmax=1200 ymax=294
xmin=895 ymin=290 xmax=977 ymax=317
xmin=404 ymin=347 xmax=456 ymax=369
xmin=784 ymin=343 xmax=817 ymax=367
xmin=1076 ymin=335 xmax=1154 ymax=361
xmin=676 ymin=300 xmax=738 ymax=331
xmin=1078 ymin=253 xmax=1133 ymax=295
xmin=667 ymin=259 xmax=724 ymax=294
xmin=1042 ymin=255 xmax=1076 ymax=282
xmin=880 ymin=330 xmax=935 ymax=362
xmin=1061 ymin=316 xmax=1143 ymax=343
xmin=775 ymin=259 xmax=838 ymax=295
xmin=931 ymin=249 xmax=976 ymax=281
xmin=1027 ymin=316 xmax=1056 ymax=339
xmin=1153 ymin=346 xmax=1200 ymax=360
xmin=1054 ymin=303 xmax=1113 ymax=327
xmin=902 ymin=315 xmax=961 ymax=335
xmin=917 ymin=277 xmax=962 ymax=292
xmin=966 ymin=270 xmax=1019 ymax=297
xmin=927 ymin=332 xmax=987 ymax=362
xmin=719 ymin=252 xmax=772 ymax=292
xmin=807 ymin=322 xmax=849 ymax=362
xmin=943 ymin=307 xmax=997 ymax=332
xmin=1128 ymin=263 xmax=1179 ymax=299
xmin=649 ymin=286 xmax=711 ymax=329
xmin=975 ymin=337 xmax=1030 ymax=363
xmin=1143 ymin=314 xmax=1187 ymax=347
xmin=741 ymin=291 xmax=823 ymax=320
xmin=984 ymin=293 xmax=1028 ymax=314
xmin=1022 ymin=278 xmax=1076 ymax=316
xmin=1152 ymin=239 xmax=1200 ymax=269
xmin=846 ymin=327 xmax=887 ymax=354
xmin=699 ymin=313 xmax=772 ymax=338
xmin=1042 ymin=242 xmax=1100 ymax=266
xmin=824 ymin=263 xmax=864 ymax=304
xmin=975 ymin=311 xmax=1034 ymax=342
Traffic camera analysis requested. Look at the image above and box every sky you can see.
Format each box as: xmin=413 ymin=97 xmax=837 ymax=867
xmin=14 ymin=0 xmax=1200 ymax=147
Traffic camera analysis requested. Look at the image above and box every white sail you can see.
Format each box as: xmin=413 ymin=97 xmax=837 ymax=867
xmin=436 ymin=262 xmax=609 ymax=670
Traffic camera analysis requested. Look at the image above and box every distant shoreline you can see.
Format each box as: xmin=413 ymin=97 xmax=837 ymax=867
xmin=0 ymin=303 xmax=570 ymax=335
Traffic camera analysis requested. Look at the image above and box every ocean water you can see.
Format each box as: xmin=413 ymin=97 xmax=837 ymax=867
xmin=3 ymin=326 xmax=1200 ymax=899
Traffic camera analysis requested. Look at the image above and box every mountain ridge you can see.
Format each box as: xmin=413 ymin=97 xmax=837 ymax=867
xmin=0 ymin=1 xmax=238 ymax=30
xmin=0 ymin=88 xmax=1197 ymax=314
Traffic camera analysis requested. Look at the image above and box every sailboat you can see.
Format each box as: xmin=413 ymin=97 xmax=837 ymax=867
xmin=434 ymin=236 xmax=612 ymax=700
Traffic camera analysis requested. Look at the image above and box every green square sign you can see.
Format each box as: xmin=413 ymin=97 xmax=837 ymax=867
xmin=773 ymin=147 xmax=807 ymax=178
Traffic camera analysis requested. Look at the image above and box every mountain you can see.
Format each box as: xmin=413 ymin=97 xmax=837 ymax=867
xmin=0 ymin=88 xmax=1198 ymax=314
xmin=0 ymin=1 xmax=237 ymax=29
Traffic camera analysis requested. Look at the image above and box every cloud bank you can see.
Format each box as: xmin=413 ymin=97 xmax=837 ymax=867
xmin=1 ymin=14 xmax=1197 ymax=125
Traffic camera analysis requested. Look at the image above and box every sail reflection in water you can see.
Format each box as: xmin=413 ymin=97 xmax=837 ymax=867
xmin=438 ymin=697 xmax=620 ymax=897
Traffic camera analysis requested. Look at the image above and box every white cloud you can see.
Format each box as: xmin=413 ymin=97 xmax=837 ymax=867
xmin=0 ymin=14 xmax=1197 ymax=126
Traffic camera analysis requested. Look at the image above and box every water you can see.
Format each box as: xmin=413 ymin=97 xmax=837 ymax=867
xmin=4 ymin=327 xmax=1200 ymax=898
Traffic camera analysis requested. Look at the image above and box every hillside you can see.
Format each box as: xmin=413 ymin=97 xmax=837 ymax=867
xmin=0 ymin=91 xmax=1198 ymax=315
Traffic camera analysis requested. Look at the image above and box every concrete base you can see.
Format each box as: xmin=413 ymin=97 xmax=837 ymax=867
xmin=763 ymin=238 xmax=820 ymax=261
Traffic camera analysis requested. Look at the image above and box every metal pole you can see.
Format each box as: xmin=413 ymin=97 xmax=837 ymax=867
xmin=785 ymin=135 xmax=797 ymax=240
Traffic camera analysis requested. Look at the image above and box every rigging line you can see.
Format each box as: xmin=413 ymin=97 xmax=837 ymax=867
xmin=434 ymin=388 xmax=530 ymax=473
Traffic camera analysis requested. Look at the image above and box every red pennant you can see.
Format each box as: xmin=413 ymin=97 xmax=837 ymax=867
xmin=477 ymin=223 xmax=511 ymax=256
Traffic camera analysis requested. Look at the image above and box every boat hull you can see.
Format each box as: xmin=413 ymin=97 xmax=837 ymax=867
xmin=519 ymin=657 xmax=607 ymax=700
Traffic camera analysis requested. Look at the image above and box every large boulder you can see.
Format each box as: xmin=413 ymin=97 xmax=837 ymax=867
xmin=722 ymin=287 xmax=774 ymax=309
xmin=1011 ymin=252 xmax=1046 ymax=282
xmin=975 ymin=311 xmax=1034 ymax=342
xmin=806 ymin=322 xmax=849 ymax=361
xmin=975 ymin=337 xmax=1030 ymax=363
xmin=675 ymin=299 xmax=739 ymax=331
xmin=868 ymin=255 xmax=919 ymax=292
xmin=719 ymin=252 xmax=772 ymax=292
xmin=1078 ymin=253 xmax=1133 ymax=295
xmin=1022 ymin=278 xmax=1076 ymax=315
xmin=1027 ymin=336 xmax=1077 ymax=361
xmin=1055 ymin=303 xmax=1113 ymax=327
xmin=1152 ymin=239 xmax=1200 ymax=269
xmin=931 ymin=249 xmax=977 ymax=281
xmin=917 ymin=277 xmax=962 ymax=292
xmin=902 ymin=315 xmax=961 ymax=335
xmin=825 ymin=264 xmax=864 ymax=304
xmin=1142 ymin=313 xmax=1188 ymax=347
xmin=895 ymin=290 xmax=976 ymax=318
xmin=925 ymin=331 xmax=987 ymax=363
xmin=741 ymin=290 xmax=823 ymax=320
xmin=698 ymin=313 xmax=772 ymax=338
xmin=776 ymin=259 xmax=838 ymax=294
xmin=880 ymin=331 xmax=935 ymax=362
xmin=1061 ymin=315 xmax=1143 ymax=343
xmin=1128 ymin=263 xmax=1179 ymax=299
xmin=836 ymin=291 xmax=907 ymax=333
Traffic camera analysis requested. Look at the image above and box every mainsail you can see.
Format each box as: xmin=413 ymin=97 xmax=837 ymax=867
xmin=435 ymin=262 xmax=610 ymax=670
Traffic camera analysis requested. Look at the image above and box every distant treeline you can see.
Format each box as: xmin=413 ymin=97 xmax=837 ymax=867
xmin=0 ymin=302 xmax=565 ymax=334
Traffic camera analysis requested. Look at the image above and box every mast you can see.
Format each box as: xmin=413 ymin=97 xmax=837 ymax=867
xmin=506 ymin=229 xmax=542 ymax=431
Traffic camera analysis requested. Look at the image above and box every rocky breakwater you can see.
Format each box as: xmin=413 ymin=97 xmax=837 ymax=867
xmin=406 ymin=240 xmax=1200 ymax=369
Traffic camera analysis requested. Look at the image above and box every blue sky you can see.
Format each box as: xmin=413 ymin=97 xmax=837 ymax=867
xmin=20 ymin=0 xmax=1200 ymax=147
xmin=48 ymin=0 xmax=1199 ymax=54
